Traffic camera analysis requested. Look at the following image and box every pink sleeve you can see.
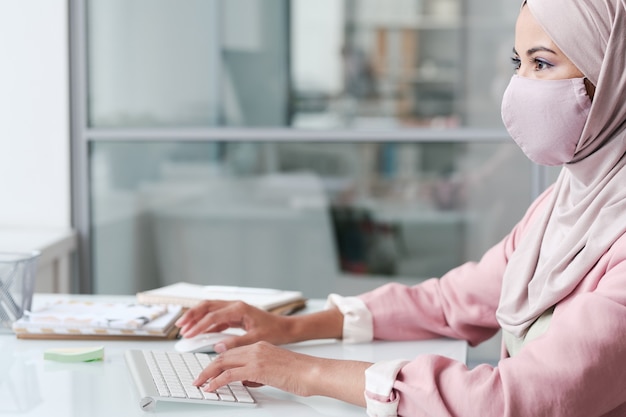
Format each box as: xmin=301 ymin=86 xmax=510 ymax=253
xmin=355 ymin=182 xmax=626 ymax=416
xmin=358 ymin=246 xmax=505 ymax=346
xmin=357 ymin=229 xmax=512 ymax=346
xmin=392 ymin=251 xmax=626 ymax=416
xmin=358 ymin=185 xmax=553 ymax=347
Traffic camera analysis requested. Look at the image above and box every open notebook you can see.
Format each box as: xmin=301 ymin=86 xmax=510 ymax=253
xmin=136 ymin=282 xmax=306 ymax=315
xmin=12 ymin=300 xmax=183 ymax=340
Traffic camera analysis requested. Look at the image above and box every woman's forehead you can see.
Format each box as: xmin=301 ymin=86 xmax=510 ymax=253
xmin=515 ymin=6 xmax=561 ymax=54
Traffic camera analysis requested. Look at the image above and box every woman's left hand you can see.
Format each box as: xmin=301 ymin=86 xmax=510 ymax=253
xmin=193 ymin=341 xmax=372 ymax=406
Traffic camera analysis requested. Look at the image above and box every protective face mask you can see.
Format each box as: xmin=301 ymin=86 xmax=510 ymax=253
xmin=501 ymin=75 xmax=592 ymax=166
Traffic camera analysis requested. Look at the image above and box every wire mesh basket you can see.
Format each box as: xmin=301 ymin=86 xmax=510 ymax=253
xmin=0 ymin=251 xmax=40 ymax=332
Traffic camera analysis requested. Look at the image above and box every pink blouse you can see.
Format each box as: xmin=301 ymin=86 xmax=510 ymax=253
xmin=332 ymin=187 xmax=626 ymax=416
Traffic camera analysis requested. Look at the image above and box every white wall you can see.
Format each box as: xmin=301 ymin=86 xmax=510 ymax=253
xmin=0 ymin=0 xmax=70 ymax=229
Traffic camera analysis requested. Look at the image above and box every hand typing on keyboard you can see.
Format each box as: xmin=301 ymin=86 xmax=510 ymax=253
xmin=193 ymin=341 xmax=372 ymax=406
xmin=175 ymin=299 xmax=369 ymax=408
xmin=125 ymin=350 xmax=257 ymax=411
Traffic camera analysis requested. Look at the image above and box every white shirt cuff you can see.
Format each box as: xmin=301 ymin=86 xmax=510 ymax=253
xmin=325 ymin=294 xmax=373 ymax=343
xmin=363 ymin=359 xmax=410 ymax=417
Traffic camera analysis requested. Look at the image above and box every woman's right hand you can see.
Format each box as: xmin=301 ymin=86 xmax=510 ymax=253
xmin=175 ymin=300 xmax=297 ymax=349
xmin=175 ymin=299 xmax=345 ymax=350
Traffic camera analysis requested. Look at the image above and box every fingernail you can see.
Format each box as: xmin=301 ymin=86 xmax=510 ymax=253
xmin=214 ymin=342 xmax=226 ymax=353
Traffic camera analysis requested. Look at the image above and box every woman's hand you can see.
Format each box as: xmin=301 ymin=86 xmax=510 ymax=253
xmin=194 ymin=341 xmax=371 ymax=406
xmin=175 ymin=299 xmax=345 ymax=350
xmin=175 ymin=300 xmax=296 ymax=349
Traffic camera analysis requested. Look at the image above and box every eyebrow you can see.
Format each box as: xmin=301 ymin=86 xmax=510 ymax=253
xmin=512 ymin=46 xmax=558 ymax=56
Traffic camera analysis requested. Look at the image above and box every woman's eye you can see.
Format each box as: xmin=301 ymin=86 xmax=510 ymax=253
xmin=533 ymin=58 xmax=553 ymax=71
xmin=510 ymin=56 xmax=521 ymax=71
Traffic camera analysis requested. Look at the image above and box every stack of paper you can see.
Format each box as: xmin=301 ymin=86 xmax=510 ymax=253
xmin=136 ymin=282 xmax=306 ymax=315
xmin=12 ymin=300 xmax=183 ymax=340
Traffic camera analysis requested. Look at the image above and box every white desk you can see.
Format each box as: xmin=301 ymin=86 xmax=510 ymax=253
xmin=0 ymin=294 xmax=467 ymax=417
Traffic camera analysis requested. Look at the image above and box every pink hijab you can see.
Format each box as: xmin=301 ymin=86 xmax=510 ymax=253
xmin=496 ymin=0 xmax=626 ymax=337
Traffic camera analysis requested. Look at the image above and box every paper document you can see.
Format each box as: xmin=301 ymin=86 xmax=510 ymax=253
xmin=22 ymin=300 xmax=169 ymax=329
xmin=136 ymin=282 xmax=306 ymax=313
xmin=12 ymin=300 xmax=183 ymax=338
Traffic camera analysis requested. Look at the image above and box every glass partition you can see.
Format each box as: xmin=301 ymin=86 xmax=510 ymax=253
xmin=77 ymin=0 xmax=535 ymax=301
xmin=90 ymin=140 xmax=531 ymax=297
xmin=76 ymin=0 xmax=531 ymax=368
xmin=86 ymin=0 xmax=517 ymax=129
xmin=86 ymin=0 xmax=290 ymax=127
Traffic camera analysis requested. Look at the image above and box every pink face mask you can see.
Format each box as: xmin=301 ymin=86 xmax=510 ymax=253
xmin=501 ymin=75 xmax=592 ymax=166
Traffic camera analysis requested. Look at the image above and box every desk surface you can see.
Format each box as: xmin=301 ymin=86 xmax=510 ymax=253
xmin=0 ymin=294 xmax=467 ymax=417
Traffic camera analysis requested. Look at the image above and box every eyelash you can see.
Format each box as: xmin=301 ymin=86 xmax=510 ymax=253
xmin=510 ymin=56 xmax=554 ymax=71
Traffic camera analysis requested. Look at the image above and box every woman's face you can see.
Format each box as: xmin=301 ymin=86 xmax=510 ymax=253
xmin=512 ymin=5 xmax=585 ymax=80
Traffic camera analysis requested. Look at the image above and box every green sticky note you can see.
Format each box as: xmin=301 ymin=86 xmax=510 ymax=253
xmin=44 ymin=346 xmax=105 ymax=363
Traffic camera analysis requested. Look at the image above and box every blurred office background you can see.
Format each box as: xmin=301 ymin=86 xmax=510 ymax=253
xmin=0 ymin=0 xmax=560 ymax=365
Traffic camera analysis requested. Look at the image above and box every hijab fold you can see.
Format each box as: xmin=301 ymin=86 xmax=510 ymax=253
xmin=496 ymin=0 xmax=626 ymax=337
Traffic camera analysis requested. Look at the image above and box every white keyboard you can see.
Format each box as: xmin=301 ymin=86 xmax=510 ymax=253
xmin=124 ymin=349 xmax=257 ymax=411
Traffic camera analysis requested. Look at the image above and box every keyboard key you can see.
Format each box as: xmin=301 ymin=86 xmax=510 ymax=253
xmin=201 ymin=389 xmax=220 ymax=401
xmin=230 ymin=382 xmax=256 ymax=403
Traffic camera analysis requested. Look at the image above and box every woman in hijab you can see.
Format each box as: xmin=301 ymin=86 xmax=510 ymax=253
xmin=176 ymin=0 xmax=626 ymax=415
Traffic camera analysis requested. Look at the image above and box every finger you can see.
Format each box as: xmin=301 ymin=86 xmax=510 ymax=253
xmin=193 ymin=361 xmax=228 ymax=387
xmin=177 ymin=301 xmax=236 ymax=337
xmin=193 ymin=362 xmax=221 ymax=387
xmin=183 ymin=302 xmax=249 ymax=337
xmin=178 ymin=319 xmax=209 ymax=337
xmin=174 ymin=310 xmax=196 ymax=328
xmin=206 ymin=323 xmax=230 ymax=333
xmin=217 ymin=332 xmax=261 ymax=351
xmin=204 ymin=366 xmax=264 ymax=393
xmin=193 ymin=347 xmax=248 ymax=386
xmin=175 ymin=301 xmax=216 ymax=327
xmin=177 ymin=317 xmax=198 ymax=336
xmin=205 ymin=369 xmax=244 ymax=392
xmin=179 ymin=320 xmax=229 ymax=338
xmin=181 ymin=314 xmax=226 ymax=338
